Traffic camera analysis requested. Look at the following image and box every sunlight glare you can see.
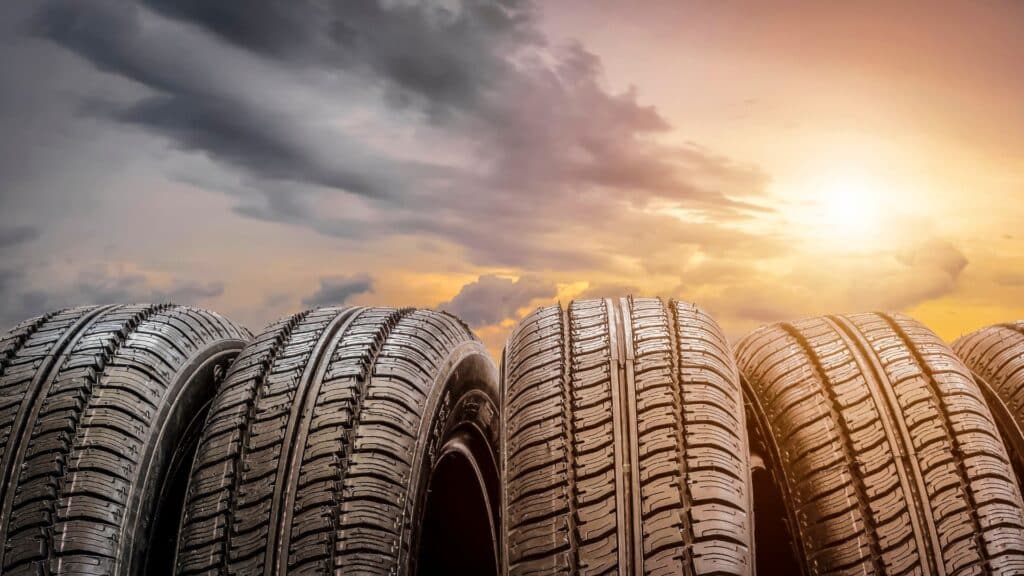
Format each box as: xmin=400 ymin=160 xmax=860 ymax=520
xmin=781 ymin=167 xmax=894 ymax=252
xmin=820 ymin=177 xmax=879 ymax=238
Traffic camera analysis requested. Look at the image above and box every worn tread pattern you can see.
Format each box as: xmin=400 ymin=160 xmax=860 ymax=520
xmin=953 ymin=321 xmax=1024 ymax=484
xmin=0 ymin=304 xmax=250 ymax=576
xmin=502 ymin=297 xmax=753 ymax=576
xmin=736 ymin=312 xmax=1024 ymax=575
xmin=175 ymin=306 xmax=497 ymax=576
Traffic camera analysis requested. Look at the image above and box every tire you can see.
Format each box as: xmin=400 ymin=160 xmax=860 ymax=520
xmin=953 ymin=322 xmax=1024 ymax=484
xmin=736 ymin=312 xmax=1024 ymax=575
xmin=501 ymin=297 xmax=754 ymax=576
xmin=174 ymin=306 xmax=500 ymax=576
xmin=0 ymin=304 xmax=250 ymax=576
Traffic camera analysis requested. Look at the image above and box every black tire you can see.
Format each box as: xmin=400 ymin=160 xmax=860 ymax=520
xmin=953 ymin=322 xmax=1024 ymax=484
xmin=501 ymin=297 xmax=754 ymax=576
xmin=174 ymin=306 xmax=500 ymax=576
xmin=0 ymin=304 xmax=250 ymax=576
xmin=736 ymin=312 xmax=1024 ymax=575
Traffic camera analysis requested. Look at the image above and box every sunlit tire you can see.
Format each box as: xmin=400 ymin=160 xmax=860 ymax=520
xmin=501 ymin=297 xmax=754 ymax=575
xmin=0 ymin=304 xmax=250 ymax=576
xmin=174 ymin=306 xmax=500 ymax=576
xmin=953 ymin=321 xmax=1024 ymax=483
xmin=737 ymin=312 xmax=1024 ymax=575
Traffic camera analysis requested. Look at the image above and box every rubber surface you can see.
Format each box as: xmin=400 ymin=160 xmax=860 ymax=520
xmin=0 ymin=304 xmax=250 ymax=576
xmin=501 ymin=297 xmax=754 ymax=576
xmin=953 ymin=321 xmax=1024 ymax=484
xmin=736 ymin=312 xmax=1024 ymax=575
xmin=174 ymin=306 xmax=500 ymax=576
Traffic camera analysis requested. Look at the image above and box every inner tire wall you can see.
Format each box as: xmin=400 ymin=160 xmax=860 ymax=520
xmin=174 ymin=306 xmax=500 ymax=576
xmin=0 ymin=304 xmax=250 ymax=576
xmin=501 ymin=297 xmax=754 ymax=576
xmin=736 ymin=312 xmax=1024 ymax=575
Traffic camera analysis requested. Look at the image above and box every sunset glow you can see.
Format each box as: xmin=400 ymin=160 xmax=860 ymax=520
xmin=1 ymin=1 xmax=1023 ymax=356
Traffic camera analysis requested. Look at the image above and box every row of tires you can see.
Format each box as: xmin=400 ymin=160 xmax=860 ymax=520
xmin=0 ymin=299 xmax=1023 ymax=575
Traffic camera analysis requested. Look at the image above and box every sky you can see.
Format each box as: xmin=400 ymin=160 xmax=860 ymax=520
xmin=1 ymin=0 xmax=1022 ymax=354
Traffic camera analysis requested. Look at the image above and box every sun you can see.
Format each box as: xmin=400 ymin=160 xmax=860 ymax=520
xmin=777 ymin=168 xmax=891 ymax=251
xmin=820 ymin=177 xmax=880 ymax=238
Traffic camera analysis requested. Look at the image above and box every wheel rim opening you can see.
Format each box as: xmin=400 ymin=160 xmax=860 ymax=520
xmin=753 ymin=464 xmax=801 ymax=575
xmin=417 ymin=436 xmax=498 ymax=576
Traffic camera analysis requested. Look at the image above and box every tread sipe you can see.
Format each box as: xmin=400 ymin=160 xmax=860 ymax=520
xmin=174 ymin=306 xmax=500 ymax=576
xmin=953 ymin=321 xmax=1024 ymax=484
xmin=736 ymin=312 xmax=1024 ymax=575
xmin=0 ymin=304 xmax=251 ymax=576
xmin=501 ymin=297 xmax=754 ymax=576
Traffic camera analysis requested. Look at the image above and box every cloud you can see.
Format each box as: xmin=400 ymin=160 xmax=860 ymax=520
xmin=301 ymin=274 xmax=374 ymax=308
xmin=0 ymin=263 xmax=227 ymax=330
xmin=439 ymin=274 xmax=556 ymax=327
xmin=995 ymin=271 xmax=1024 ymax=287
xmin=29 ymin=1 xmax=419 ymax=204
xmin=155 ymin=280 xmax=225 ymax=304
xmin=575 ymin=283 xmax=644 ymax=301
xmin=142 ymin=0 xmax=536 ymax=118
xmin=0 ymin=225 xmax=40 ymax=248
xmin=30 ymin=0 xmax=770 ymax=271
xmin=688 ymin=239 xmax=971 ymax=340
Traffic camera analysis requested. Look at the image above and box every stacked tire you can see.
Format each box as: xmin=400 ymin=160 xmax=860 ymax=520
xmin=4 ymin=300 xmax=1024 ymax=576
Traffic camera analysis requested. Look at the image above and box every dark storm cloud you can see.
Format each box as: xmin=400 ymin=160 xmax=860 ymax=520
xmin=30 ymin=1 xmax=408 ymax=202
xmin=301 ymin=274 xmax=374 ymax=307
xmin=142 ymin=0 xmax=535 ymax=116
xmin=30 ymin=0 xmax=770 ymax=269
xmin=0 ymin=226 xmax=40 ymax=248
xmin=439 ymin=274 xmax=556 ymax=327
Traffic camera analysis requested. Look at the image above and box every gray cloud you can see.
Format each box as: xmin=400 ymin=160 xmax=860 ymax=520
xmin=0 ymin=269 xmax=19 ymax=298
xmin=301 ymin=274 xmax=374 ymax=308
xmin=155 ymin=280 xmax=225 ymax=304
xmin=29 ymin=0 xmax=770 ymax=271
xmin=142 ymin=0 xmax=534 ymax=117
xmin=30 ymin=1 xmax=418 ymax=203
xmin=439 ymin=274 xmax=556 ymax=327
xmin=0 ymin=263 xmax=226 ymax=330
xmin=0 ymin=225 xmax=39 ymax=248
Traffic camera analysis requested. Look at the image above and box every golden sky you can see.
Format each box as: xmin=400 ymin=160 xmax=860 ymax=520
xmin=1 ymin=1 xmax=1022 ymax=355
